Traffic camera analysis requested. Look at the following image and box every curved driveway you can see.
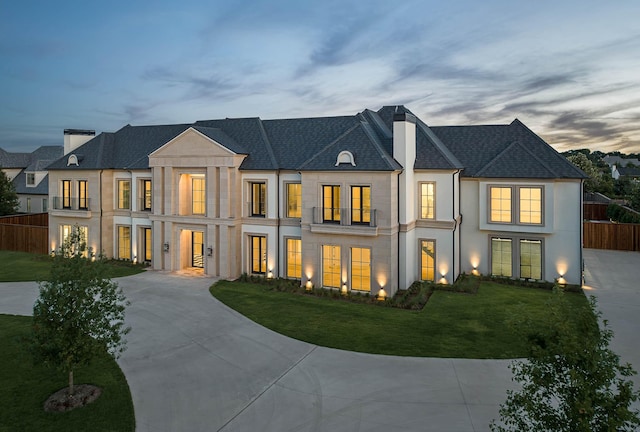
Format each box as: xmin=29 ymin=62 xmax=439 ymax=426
xmin=1 ymin=248 xmax=638 ymax=431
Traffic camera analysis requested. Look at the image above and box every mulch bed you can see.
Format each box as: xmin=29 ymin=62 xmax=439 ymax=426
xmin=43 ymin=384 xmax=102 ymax=412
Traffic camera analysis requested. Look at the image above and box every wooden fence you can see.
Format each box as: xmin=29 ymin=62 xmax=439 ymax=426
xmin=583 ymin=203 xmax=609 ymax=221
xmin=583 ymin=221 xmax=640 ymax=251
xmin=0 ymin=213 xmax=49 ymax=255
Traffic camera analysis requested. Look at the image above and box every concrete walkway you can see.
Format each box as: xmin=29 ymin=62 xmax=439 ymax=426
xmin=1 ymin=248 xmax=637 ymax=431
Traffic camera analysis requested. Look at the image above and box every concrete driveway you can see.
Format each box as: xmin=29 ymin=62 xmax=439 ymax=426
xmin=1 ymin=248 xmax=637 ymax=431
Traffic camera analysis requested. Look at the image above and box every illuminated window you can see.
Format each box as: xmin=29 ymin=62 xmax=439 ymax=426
xmin=192 ymin=177 xmax=205 ymax=215
xmin=143 ymin=227 xmax=152 ymax=262
xmin=286 ymin=238 xmax=302 ymax=279
xmin=78 ymin=180 xmax=88 ymax=210
xmin=250 ymin=182 xmax=266 ymax=217
xmin=351 ymin=247 xmax=370 ymax=291
xmin=420 ymin=240 xmax=436 ymax=281
xmin=61 ymin=224 xmax=72 ymax=244
xmin=520 ymin=239 xmax=542 ymax=280
xmin=286 ymin=183 xmax=301 ymax=218
xmin=142 ymin=180 xmax=152 ymax=211
xmin=351 ymin=186 xmax=371 ymax=225
xmin=519 ymin=187 xmax=542 ymax=224
xmin=491 ymin=237 xmax=512 ymax=277
xmin=420 ymin=182 xmax=435 ymax=219
xmin=323 ymin=185 xmax=340 ymax=223
xmin=192 ymin=231 xmax=204 ymax=268
xmin=118 ymin=180 xmax=130 ymax=209
xmin=118 ymin=226 xmax=131 ymax=260
xmin=62 ymin=180 xmax=71 ymax=209
xmin=250 ymin=235 xmax=266 ymax=274
xmin=322 ymin=245 xmax=341 ymax=288
xmin=490 ymin=186 xmax=512 ymax=223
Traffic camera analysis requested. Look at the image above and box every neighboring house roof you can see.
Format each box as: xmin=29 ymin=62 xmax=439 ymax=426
xmin=604 ymin=155 xmax=640 ymax=168
xmin=616 ymin=166 xmax=640 ymax=177
xmin=44 ymin=106 xmax=585 ymax=179
xmin=0 ymin=146 xmax=63 ymax=196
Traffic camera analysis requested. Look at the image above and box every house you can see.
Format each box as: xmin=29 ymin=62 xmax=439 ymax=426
xmin=45 ymin=106 xmax=586 ymax=295
xmin=611 ymin=164 xmax=640 ymax=181
xmin=0 ymin=145 xmax=65 ymax=213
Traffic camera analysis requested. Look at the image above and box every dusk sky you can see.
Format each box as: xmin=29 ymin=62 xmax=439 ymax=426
xmin=2 ymin=1 xmax=639 ymax=154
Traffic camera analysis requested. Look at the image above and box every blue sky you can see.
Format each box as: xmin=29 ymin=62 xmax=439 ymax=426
xmin=2 ymin=0 xmax=640 ymax=154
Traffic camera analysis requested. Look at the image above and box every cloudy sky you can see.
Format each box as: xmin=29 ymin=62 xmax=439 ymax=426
xmin=2 ymin=0 xmax=639 ymax=154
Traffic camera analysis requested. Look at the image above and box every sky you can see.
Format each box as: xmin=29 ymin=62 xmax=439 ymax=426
xmin=2 ymin=0 xmax=640 ymax=154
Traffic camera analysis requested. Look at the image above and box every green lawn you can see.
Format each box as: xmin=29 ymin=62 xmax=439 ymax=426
xmin=210 ymin=280 xmax=591 ymax=358
xmin=0 ymin=314 xmax=135 ymax=431
xmin=0 ymin=250 xmax=146 ymax=282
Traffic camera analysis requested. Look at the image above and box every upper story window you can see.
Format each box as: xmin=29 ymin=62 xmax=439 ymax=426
xmin=118 ymin=180 xmax=131 ymax=210
xmin=250 ymin=182 xmax=266 ymax=217
xmin=489 ymin=185 xmax=543 ymax=225
xmin=78 ymin=180 xmax=88 ymax=210
xmin=490 ymin=186 xmax=512 ymax=223
xmin=192 ymin=177 xmax=205 ymax=215
xmin=142 ymin=179 xmax=152 ymax=211
xmin=419 ymin=182 xmax=435 ymax=219
xmin=62 ymin=180 xmax=71 ymax=209
xmin=351 ymin=185 xmax=370 ymax=224
xmin=26 ymin=173 xmax=35 ymax=186
xmin=323 ymin=185 xmax=341 ymax=223
xmin=286 ymin=183 xmax=301 ymax=218
xmin=519 ymin=187 xmax=542 ymax=224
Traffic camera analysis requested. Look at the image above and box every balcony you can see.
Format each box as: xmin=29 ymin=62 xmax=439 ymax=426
xmin=310 ymin=207 xmax=378 ymax=236
xmin=52 ymin=197 xmax=91 ymax=211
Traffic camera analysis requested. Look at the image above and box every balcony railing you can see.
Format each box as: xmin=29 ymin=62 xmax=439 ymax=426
xmin=312 ymin=207 xmax=377 ymax=227
xmin=52 ymin=197 xmax=91 ymax=211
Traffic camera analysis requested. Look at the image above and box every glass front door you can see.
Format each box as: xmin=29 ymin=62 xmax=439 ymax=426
xmin=192 ymin=231 xmax=204 ymax=268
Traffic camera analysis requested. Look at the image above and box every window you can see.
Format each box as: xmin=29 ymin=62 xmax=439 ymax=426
xmin=286 ymin=238 xmax=302 ymax=279
xmin=250 ymin=182 xmax=266 ymax=217
xmin=420 ymin=182 xmax=435 ymax=219
xmin=118 ymin=226 xmax=131 ymax=260
xmin=62 ymin=180 xmax=71 ymax=209
xmin=143 ymin=227 xmax=152 ymax=262
xmin=490 ymin=186 xmax=512 ymax=223
xmin=192 ymin=231 xmax=204 ymax=268
xmin=192 ymin=177 xmax=205 ymax=215
xmin=142 ymin=179 xmax=152 ymax=211
xmin=62 ymin=224 xmax=72 ymax=243
xmin=491 ymin=237 xmax=512 ymax=277
xmin=42 ymin=198 xmax=47 ymax=212
xmin=250 ymin=235 xmax=267 ymax=274
xmin=78 ymin=180 xmax=88 ymax=210
xmin=322 ymin=245 xmax=341 ymax=288
xmin=26 ymin=173 xmax=35 ymax=186
xmin=520 ymin=239 xmax=542 ymax=280
xmin=26 ymin=197 xmax=31 ymax=212
xmin=351 ymin=247 xmax=371 ymax=291
xmin=61 ymin=225 xmax=87 ymax=256
xmin=351 ymin=186 xmax=371 ymax=225
xmin=118 ymin=180 xmax=131 ymax=210
xmin=323 ymin=185 xmax=340 ymax=223
xmin=286 ymin=183 xmax=301 ymax=218
xmin=420 ymin=240 xmax=436 ymax=281
xmin=519 ymin=187 xmax=542 ymax=224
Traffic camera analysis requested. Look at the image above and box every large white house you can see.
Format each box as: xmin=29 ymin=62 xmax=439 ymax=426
xmin=46 ymin=106 xmax=586 ymax=295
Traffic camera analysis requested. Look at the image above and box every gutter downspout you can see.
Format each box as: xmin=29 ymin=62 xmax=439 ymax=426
xmin=580 ymin=179 xmax=584 ymax=285
xmin=276 ymin=170 xmax=280 ymax=278
xmin=452 ymin=169 xmax=461 ymax=283
xmin=99 ymin=169 xmax=103 ymax=255
xmin=397 ymin=170 xmax=402 ymax=291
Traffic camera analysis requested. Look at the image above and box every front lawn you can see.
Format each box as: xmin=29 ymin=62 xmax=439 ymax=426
xmin=0 ymin=250 xmax=146 ymax=282
xmin=210 ymin=280 xmax=591 ymax=358
xmin=0 ymin=314 xmax=135 ymax=431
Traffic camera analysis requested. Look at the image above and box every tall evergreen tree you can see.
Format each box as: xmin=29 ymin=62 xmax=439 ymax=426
xmin=0 ymin=170 xmax=19 ymax=215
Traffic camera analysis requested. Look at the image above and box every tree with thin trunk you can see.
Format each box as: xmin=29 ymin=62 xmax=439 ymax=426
xmin=0 ymin=170 xmax=19 ymax=216
xmin=491 ymin=287 xmax=640 ymax=432
xmin=32 ymin=226 xmax=130 ymax=397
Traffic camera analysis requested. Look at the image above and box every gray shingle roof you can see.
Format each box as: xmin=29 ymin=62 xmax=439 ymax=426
xmin=43 ymin=107 xmax=585 ymax=179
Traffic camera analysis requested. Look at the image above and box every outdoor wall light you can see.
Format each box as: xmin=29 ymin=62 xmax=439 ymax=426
xmin=341 ymin=283 xmax=348 ymax=295
xmin=163 ymin=242 xmax=170 ymax=252
xmin=207 ymin=247 xmax=213 ymax=257
xmin=377 ymin=288 xmax=387 ymax=301
xmin=305 ymin=279 xmax=313 ymax=290
xmin=267 ymin=270 xmax=274 ymax=279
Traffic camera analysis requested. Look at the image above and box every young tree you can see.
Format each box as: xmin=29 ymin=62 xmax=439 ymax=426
xmin=32 ymin=226 xmax=130 ymax=397
xmin=491 ymin=288 xmax=640 ymax=431
xmin=0 ymin=170 xmax=19 ymax=215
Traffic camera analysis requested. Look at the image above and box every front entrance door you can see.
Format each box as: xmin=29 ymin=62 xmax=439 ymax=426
xmin=192 ymin=231 xmax=204 ymax=268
